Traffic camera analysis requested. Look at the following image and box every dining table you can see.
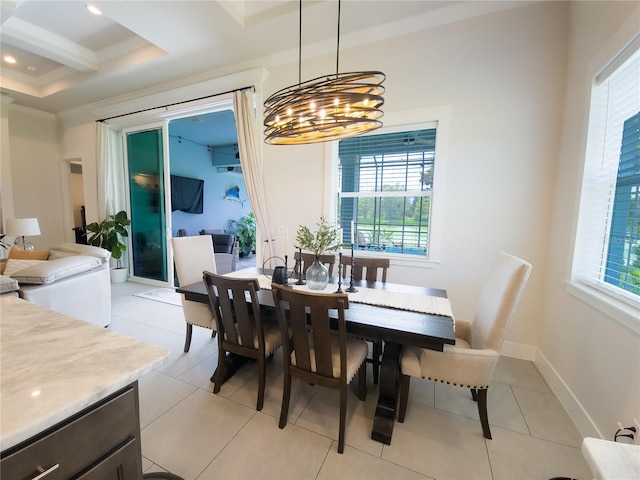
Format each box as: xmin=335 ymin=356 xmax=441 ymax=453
xmin=176 ymin=267 xmax=455 ymax=445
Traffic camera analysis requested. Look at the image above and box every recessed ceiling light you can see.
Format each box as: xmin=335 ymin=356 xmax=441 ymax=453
xmin=3 ymin=55 xmax=17 ymax=64
xmin=86 ymin=4 xmax=102 ymax=15
xmin=26 ymin=65 xmax=37 ymax=72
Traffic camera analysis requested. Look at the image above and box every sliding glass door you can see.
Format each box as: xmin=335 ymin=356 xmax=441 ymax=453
xmin=125 ymin=126 xmax=169 ymax=283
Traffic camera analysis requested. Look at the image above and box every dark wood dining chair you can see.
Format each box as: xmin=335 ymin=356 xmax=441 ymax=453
xmin=203 ymin=271 xmax=282 ymax=411
xmin=340 ymin=256 xmax=391 ymax=383
xmin=293 ymin=251 xmax=336 ymax=277
xmin=340 ymin=256 xmax=390 ymax=282
xmin=271 ymin=284 xmax=367 ymax=454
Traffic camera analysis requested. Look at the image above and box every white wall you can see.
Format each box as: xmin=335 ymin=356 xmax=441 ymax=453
xmin=7 ymin=105 xmax=66 ymax=249
xmin=539 ymin=0 xmax=640 ymax=439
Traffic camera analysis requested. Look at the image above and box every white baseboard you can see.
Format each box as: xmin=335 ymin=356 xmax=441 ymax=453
xmin=501 ymin=341 xmax=536 ymax=360
xmin=534 ymin=349 xmax=602 ymax=439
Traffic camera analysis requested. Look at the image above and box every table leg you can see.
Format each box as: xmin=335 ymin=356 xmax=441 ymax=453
xmin=210 ymin=353 xmax=250 ymax=384
xmin=371 ymin=341 xmax=401 ymax=444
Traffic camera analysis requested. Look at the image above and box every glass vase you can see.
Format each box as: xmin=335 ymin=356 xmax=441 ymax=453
xmin=306 ymin=256 xmax=329 ymax=290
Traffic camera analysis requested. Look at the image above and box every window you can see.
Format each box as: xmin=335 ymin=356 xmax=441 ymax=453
xmin=572 ymin=44 xmax=640 ymax=321
xmin=337 ymin=128 xmax=436 ymax=257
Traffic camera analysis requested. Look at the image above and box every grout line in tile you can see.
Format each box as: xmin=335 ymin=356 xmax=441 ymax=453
xmin=193 ymin=410 xmax=259 ymax=480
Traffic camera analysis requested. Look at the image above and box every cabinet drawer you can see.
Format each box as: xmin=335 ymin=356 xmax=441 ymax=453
xmin=76 ymin=437 xmax=140 ymax=480
xmin=1 ymin=384 xmax=141 ymax=480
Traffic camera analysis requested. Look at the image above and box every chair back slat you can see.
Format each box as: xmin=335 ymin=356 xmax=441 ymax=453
xmin=288 ymin=301 xmax=312 ymax=371
xmin=272 ymin=285 xmax=349 ymax=380
xmin=341 ymin=256 xmax=390 ymax=283
xmin=309 ymin=304 xmax=336 ymax=378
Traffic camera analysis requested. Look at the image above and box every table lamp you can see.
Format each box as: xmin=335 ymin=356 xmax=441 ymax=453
xmin=6 ymin=218 xmax=41 ymax=251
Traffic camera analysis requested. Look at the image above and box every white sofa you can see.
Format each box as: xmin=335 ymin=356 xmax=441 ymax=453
xmin=3 ymin=243 xmax=112 ymax=327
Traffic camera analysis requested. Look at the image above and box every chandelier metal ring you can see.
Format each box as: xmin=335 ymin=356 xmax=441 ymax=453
xmin=264 ymin=71 xmax=386 ymax=145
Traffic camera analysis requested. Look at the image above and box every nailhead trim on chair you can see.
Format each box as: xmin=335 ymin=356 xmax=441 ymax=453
xmin=422 ymin=376 xmax=490 ymax=389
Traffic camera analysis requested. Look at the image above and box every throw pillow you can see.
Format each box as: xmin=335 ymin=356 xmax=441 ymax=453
xmin=8 ymin=247 xmax=50 ymax=260
xmin=3 ymin=259 xmax=47 ymax=277
xmin=0 ymin=274 xmax=19 ymax=293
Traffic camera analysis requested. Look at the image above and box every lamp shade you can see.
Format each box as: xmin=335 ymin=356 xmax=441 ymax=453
xmin=6 ymin=218 xmax=41 ymax=236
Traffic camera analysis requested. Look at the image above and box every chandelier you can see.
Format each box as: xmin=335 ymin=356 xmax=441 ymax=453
xmin=263 ymin=0 xmax=385 ymax=145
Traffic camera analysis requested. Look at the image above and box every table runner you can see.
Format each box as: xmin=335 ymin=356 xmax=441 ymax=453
xmin=224 ymin=270 xmax=453 ymax=318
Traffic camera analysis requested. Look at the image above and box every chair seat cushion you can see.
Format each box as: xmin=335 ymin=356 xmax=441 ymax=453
xmin=401 ymin=337 xmax=470 ymax=378
xmin=292 ymin=332 xmax=368 ymax=381
xmin=229 ymin=319 xmax=282 ymax=354
xmin=401 ymin=335 xmax=499 ymax=389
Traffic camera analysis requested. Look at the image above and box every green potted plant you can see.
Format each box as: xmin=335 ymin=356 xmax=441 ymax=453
xmin=227 ymin=212 xmax=256 ymax=257
xmin=86 ymin=210 xmax=131 ymax=283
xmin=296 ymin=216 xmax=339 ymax=290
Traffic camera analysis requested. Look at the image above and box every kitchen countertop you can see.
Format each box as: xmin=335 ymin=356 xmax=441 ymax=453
xmin=0 ymin=296 xmax=170 ymax=451
xmin=582 ymin=437 xmax=640 ymax=480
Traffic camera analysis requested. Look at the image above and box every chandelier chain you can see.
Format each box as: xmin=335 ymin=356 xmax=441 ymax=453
xmin=298 ymin=0 xmax=302 ymax=86
xmin=336 ymin=0 xmax=341 ymax=77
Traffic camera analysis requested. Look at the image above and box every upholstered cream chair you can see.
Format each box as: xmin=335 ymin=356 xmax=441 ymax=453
xmin=171 ymin=236 xmax=217 ymax=352
xmin=398 ymin=251 xmax=532 ymax=439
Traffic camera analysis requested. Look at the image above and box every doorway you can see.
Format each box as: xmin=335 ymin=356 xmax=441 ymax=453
xmin=60 ymin=156 xmax=87 ymax=244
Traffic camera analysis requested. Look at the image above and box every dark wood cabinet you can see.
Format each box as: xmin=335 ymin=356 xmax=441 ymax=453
xmin=1 ymin=382 xmax=143 ymax=480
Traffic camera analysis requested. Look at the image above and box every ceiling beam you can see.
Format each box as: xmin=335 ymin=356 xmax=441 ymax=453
xmin=0 ymin=17 xmax=98 ymax=72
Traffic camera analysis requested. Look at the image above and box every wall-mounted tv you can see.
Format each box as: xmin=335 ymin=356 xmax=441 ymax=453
xmin=171 ymin=175 xmax=204 ymax=214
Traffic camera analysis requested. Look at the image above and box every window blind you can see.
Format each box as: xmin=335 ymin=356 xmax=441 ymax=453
xmin=573 ymin=48 xmax=640 ymax=303
xmin=337 ymin=129 xmax=436 ymax=256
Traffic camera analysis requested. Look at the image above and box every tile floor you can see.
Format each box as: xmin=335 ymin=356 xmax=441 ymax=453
xmin=110 ymin=281 xmax=592 ymax=480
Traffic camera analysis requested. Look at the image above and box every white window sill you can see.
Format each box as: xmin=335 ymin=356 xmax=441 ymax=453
xmin=566 ymin=281 xmax=640 ymax=335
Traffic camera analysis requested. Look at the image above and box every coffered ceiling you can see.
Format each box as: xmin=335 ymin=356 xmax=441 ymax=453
xmin=0 ymin=1 xmax=528 ymax=114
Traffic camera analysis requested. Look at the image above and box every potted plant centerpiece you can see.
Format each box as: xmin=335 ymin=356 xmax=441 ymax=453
xmin=296 ymin=216 xmax=339 ymax=290
xmin=86 ymin=210 xmax=131 ymax=283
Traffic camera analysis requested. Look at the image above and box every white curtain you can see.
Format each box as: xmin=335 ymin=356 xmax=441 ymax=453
xmin=96 ymin=122 xmax=126 ymax=219
xmin=233 ymin=90 xmax=273 ymax=264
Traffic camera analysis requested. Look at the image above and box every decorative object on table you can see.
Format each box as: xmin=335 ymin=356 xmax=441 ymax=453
xmin=335 ymin=251 xmax=344 ymax=293
xmin=263 ymin=0 xmax=385 ymax=145
xmin=346 ymin=242 xmax=358 ymax=293
xmin=226 ymin=212 xmax=256 ymax=257
xmin=85 ymin=210 xmax=130 ymax=283
xmin=5 ymin=218 xmax=41 ymax=251
xmin=295 ymin=217 xmax=339 ymax=290
xmin=295 ymin=247 xmax=306 ymax=285
xmin=272 ymin=265 xmax=288 ymax=286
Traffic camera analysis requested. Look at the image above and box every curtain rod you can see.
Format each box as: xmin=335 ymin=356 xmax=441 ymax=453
xmin=96 ymin=85 xmax=255 ymax=123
